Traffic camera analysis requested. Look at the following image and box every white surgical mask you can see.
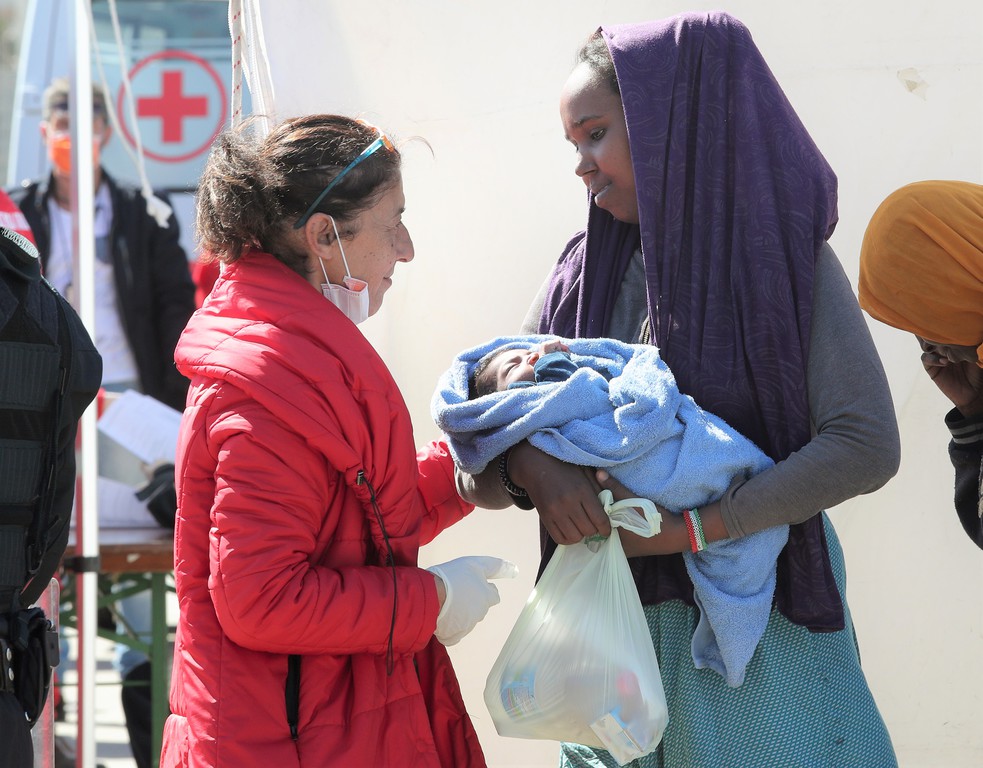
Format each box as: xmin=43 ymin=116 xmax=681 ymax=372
xmin=319 ymin=216 xmax=369 ymax=325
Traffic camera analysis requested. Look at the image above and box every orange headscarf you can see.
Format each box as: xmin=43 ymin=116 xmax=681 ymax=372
xmin=859 ymin=180 xmax=983 ymax=362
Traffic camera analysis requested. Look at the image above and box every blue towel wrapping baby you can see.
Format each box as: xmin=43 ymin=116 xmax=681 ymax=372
xmin=431 ymin=335 xmax=787 ymax=687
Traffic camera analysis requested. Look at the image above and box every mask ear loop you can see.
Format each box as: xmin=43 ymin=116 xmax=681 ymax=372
xmin=328 ymin=216 xmax=355 ymax=280
xmin=317 ymin=255 xmax=331 ymax=286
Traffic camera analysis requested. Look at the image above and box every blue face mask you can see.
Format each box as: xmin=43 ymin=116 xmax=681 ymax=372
xmin=318 ymin=216 xmax=369 ymax=325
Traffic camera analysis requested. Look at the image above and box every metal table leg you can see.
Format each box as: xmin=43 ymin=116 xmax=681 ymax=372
xmin=149 ymin=572 xmax=168 ymax=767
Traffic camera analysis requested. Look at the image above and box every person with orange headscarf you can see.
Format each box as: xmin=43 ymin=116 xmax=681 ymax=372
xmin=859 ymin=179 xmax=983 ymax=549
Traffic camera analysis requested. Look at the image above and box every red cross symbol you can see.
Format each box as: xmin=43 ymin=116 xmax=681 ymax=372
xmin=137 ymin=70 xmax=208 ymax=144
xmin=119 ymin=49 xmax=226 ymax=164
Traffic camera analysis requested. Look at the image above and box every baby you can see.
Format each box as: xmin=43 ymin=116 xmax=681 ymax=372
xmin=469 ymin=339 xmax=576 ymax=397
xmin=435 ymin=333 xmax=786 ymax=688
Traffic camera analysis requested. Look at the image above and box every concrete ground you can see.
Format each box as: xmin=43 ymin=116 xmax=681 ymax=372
xmin=50 ymin=631 xmax=140 ymax=768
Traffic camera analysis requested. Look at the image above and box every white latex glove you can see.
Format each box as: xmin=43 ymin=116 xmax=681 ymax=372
xmin=426 ymin=556 xmax=518 ymax=646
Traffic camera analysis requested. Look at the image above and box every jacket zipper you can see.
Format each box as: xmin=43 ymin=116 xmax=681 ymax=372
xmin=357 ymin=470 xmax=397 ymax=674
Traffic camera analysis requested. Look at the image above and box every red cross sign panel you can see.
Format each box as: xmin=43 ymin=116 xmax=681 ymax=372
xmin=117 ymin=50 xmax=227 ymax=164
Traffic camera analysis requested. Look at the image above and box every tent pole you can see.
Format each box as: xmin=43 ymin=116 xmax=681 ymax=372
xmin=70 ymin=1 xmax=99 ymax=767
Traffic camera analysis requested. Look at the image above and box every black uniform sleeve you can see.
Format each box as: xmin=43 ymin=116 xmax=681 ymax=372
xmin=945 ymin=407 xmax=983 ymax=550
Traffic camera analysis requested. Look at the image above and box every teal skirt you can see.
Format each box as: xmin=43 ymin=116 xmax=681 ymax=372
xmin=560 ymin=516 xmax=897 ymax=768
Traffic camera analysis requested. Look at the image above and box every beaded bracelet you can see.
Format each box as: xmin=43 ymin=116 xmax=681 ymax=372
xmin=498 ymin=449 xmax=528 ymax=498
xmin=683 ymin=508 xmax=707 ymax=553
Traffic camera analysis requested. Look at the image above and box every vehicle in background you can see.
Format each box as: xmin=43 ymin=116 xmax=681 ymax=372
xmin=7 ymin=0 xmax=247 ymax=261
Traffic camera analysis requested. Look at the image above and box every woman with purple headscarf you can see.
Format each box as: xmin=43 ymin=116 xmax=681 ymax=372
xmin=462 ymin=11 xmax=900 ymax=767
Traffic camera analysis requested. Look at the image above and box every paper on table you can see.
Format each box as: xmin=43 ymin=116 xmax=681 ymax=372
xmin=95 ymin=476 xmax=159 ymax=528
xmin=97 ymin=389 xmax=182 ymax=465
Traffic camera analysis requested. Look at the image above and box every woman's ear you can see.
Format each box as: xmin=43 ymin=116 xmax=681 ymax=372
xmin=302 ymin=213 xmax=337 ymax=259
xmin=295 ymin=213 xmax=337 ymax=290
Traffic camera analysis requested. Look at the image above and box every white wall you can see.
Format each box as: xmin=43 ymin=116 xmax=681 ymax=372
xmin=256 ymin=2 xmax=983 ymax=766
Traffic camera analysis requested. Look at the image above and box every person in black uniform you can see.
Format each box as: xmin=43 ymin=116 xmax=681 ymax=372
xmin=0 ymin=226 xmax=101 ymax=767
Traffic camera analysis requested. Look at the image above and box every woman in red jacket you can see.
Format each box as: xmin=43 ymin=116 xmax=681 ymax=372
xmin=160 ymin=115 xmax=515 ymax=768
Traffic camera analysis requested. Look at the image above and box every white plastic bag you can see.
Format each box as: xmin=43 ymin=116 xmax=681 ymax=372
xmin=484 ymin=492 xmax=669 ymax=766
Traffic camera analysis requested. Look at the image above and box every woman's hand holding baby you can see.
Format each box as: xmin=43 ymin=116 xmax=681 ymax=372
xmin=507 ymin=441 xmax=612 ymax=544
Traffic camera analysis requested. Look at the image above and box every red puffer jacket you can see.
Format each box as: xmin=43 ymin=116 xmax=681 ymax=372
xmin=160 ymin=252 xmax=485 ymax=768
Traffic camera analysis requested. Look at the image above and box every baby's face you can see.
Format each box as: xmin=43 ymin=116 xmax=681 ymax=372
xmin=486 ymin=340 xmax=570 ymax=392
xmin=486 ymin=348 xmax=542 ymax=391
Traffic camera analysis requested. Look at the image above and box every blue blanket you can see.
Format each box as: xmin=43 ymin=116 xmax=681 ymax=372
xmin=432 ymin=335 xmax=788 ymax=687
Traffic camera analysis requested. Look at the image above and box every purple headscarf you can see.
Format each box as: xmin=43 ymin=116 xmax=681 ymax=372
xmin=540 ymin=12 xmax=843 ymax=631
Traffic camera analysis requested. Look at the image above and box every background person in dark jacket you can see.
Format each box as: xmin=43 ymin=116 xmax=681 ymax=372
xmin=6 ymin=77 xmax=195 ymax=412
xmin=6 ymin=77 xmax=196 ymax=768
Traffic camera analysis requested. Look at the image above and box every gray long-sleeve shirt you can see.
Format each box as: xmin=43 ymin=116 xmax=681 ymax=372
xmin=458 ymin=243 xmax=900 ymax=538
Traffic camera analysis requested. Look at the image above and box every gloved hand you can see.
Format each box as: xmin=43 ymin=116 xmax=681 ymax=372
xmin=426 ymin=556 xmax=518 ymax=646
